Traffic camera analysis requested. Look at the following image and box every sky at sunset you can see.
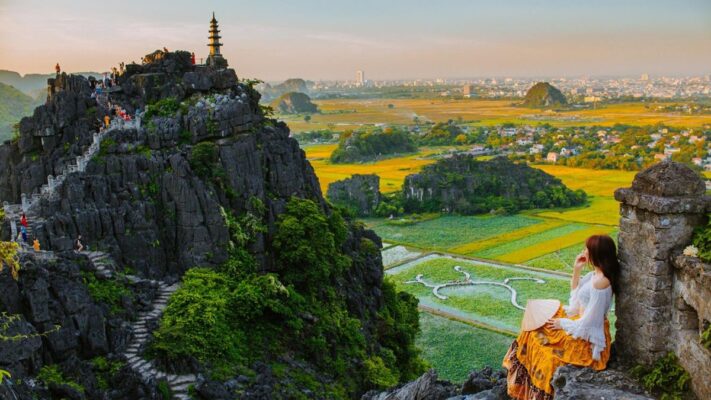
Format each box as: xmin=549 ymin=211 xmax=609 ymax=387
xmin=0 ymin=0 xmax=709 ymax=81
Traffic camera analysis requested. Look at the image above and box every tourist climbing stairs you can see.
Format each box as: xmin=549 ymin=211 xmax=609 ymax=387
xmin=86 ymin=252 xmax=196 ymax=399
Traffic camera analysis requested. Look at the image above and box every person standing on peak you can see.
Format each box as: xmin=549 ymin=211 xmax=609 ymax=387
xmin=55 ymin=63 xmax=61 ymax=75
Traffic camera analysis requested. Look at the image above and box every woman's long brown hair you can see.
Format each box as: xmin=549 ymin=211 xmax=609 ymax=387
xmin=585 ymin=235 xmax=620 ymax=294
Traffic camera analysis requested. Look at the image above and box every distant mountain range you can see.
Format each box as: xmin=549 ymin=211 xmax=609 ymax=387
xmin=0 ymin=70 xmax=102 ymax=141
xmin=0 ymin=69 xmax=101 ymax=95
xmin=0 ymin=82 xmax=41 ymax=141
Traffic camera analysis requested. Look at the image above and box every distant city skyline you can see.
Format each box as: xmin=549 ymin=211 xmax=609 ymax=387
xmin=1 ymin=0 xmax=709 ymax=80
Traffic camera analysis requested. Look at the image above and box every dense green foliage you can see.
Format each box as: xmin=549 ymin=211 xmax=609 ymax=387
xmin=294 ymin=129 xmax=339 ymax=144
xmin=630 ymin=352 xmax=691 ymax=400
xmin=402 ymin=156 xmax=586 ymax=215
xmin=188 ymin=142 xmax=219 ymax=178
xmin=522 ymin=82 xmax=567 ymax=107
xmin=37 ymin=364 xmax=85 ymax=393
xmin=152 ymin=197 xmax=424 ymax=396
xmin=81 ymin=271 xmax=132 ymax=315
xmin=91 ymin=356 xmax=124 ymax=390
xmin=691 ymin=214 xmax=711 ymax=262
xmin=330 ymin=126 xmax=417 ymax=163
xmin=0 ymin=82 xmax=37 ymax=141
xmin=144 ymin=97 xmax=181 ymax=119
xmin=418 ymin=121 xmax=465 ymax=145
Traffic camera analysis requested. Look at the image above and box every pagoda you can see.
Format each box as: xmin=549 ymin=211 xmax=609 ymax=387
xmin=206 ymin=12 xmax=227 ymax=68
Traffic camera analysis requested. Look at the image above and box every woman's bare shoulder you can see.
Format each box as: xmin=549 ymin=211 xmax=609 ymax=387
xmin=592 ymin=274 xmax=611 ymax=290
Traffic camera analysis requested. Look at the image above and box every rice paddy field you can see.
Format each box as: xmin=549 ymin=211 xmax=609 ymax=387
xmin=416 ymin=312 xmax=513 ymax=383
xmin=281 ymin=98 xmax=711 ymax=133
xmin=304 ymin=143 xmax=633 ymax=270
xmin=387 ymin=257 xmax=572 ymax=332
xmin=302 ymin=144 xmax=448 ymax=194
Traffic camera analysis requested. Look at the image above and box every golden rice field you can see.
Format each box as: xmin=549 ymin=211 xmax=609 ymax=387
xmin=302 ymin=144 xmax=448 ymax=193
xmin=281 ymin=98 xmax=711 ymax=133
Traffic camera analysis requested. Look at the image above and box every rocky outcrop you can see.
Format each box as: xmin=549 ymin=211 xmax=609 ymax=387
xmin=402 ymin=156 xmax=585 ymax=215
xmin=615 ymin=160 xmax=710 ymax=399
xmin=551 ymin=366 xmax=653 ymax=399
xmin=0 ymin=49 xmax=395 ymax=398
xmin=0 ymin=251 xmax=160 ymax=399
xmin=522 ymin=82 xmax=567 ymax=107
xmin=327 ymin=174 xmax=381 ymax=216
xmin=271 ymin=91 xmax=318 ymax=114
xmin=361 ymin=370 xmax=459 ymax=400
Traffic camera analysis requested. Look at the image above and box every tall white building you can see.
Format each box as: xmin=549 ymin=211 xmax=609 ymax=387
xmin=356 ymin=70 xmax=365 ymax=86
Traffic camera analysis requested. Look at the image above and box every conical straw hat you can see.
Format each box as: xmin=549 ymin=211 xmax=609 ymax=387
xmin=521 ymin=299 xmax=561 ymax=331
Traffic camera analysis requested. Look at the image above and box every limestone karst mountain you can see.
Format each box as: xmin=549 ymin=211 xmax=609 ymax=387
xmin=522 ymin=82 xmax=567 ymax=107
xmin=270 ymin=91 xmax=319 ymax=114
xmin=0 ymin=50 xmax=424 ymax=399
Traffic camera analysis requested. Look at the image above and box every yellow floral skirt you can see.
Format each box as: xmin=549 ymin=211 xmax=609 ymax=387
xmin=502 ymin=307 xmax=611 ymax=400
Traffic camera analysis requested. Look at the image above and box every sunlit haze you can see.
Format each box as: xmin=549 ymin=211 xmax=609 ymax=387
xmin=1 ymin=0 xmax=710 ymax=80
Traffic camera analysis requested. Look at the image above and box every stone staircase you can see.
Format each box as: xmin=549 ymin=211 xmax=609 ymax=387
xmin=86 ymin=251 xmax=197 ymax=399
xmin=1 ymin=110 xmax=196 ymax=398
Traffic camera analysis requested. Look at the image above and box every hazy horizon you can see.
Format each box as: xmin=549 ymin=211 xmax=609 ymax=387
xmin=1 ymin=0 xmax=709 ymax=81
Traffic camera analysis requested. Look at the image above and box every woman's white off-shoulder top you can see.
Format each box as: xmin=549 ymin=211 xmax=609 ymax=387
xmin=559 ymin=271 xmax=612 ymax=360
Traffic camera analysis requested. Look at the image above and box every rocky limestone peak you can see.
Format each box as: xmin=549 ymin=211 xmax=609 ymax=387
xmin=630 ymin=159 xmax=705 ymax=197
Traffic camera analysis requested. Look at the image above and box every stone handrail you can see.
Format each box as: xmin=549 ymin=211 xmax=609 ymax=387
xmin=3 ymin=115 xmax=141 ymax=244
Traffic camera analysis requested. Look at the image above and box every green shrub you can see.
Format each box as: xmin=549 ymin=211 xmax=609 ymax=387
xmin=37 ymin=364 xmax=85 ymax=393
xmin=701 ymin=323 xmax=711 ymax=349
xmin=91 ymin=356 xmax=124 ymax=390
xmin=157 ymin=380 xmax=172 ymax=400
xmin=363 ymin=355 xmax=399 ymax=389
xmin=630 ymin=352 xmax=691 ymax=400
xmin=189 ymin=142 xmax=218 ymax=178
xmin=99 ymin=137 xmax=116 ymax=157
xmin=692 ymin=214 xmax=711 ymax=262
xmin=81 ymin=271 xmax=131 ymax=315
xmin=145 ymin=97 xmax=181 ymax=119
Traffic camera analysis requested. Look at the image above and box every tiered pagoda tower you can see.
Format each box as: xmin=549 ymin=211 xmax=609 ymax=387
xmin=207 ymin=12 xmax=227 ymax=68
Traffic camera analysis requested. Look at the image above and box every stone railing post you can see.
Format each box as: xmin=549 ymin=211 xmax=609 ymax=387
xmin=613 ymin=161 xmax=709 ymax=365
xmin=21 ymin=193 xmax=29 ymax=212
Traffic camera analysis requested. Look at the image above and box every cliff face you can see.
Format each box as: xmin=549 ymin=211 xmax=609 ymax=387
xmin=0 ymin=50 xmax=404 ymax=399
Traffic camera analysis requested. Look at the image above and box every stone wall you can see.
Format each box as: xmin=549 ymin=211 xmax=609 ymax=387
xmin=614 ymin=160 xmax=710 ymax=399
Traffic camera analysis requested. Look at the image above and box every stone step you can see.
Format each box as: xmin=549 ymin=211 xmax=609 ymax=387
xmin=172 ymin=382 xmax=192 ymax=392
xmin=168 ymin=374 xmax=196 ymax=385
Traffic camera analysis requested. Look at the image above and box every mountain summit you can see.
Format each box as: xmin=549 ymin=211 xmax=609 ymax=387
xmin=522 ymin=82 xmax=567 ymax=107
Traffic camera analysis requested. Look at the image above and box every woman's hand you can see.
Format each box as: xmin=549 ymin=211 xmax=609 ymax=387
xmin=545 ymin=318 xmax=561 ymax=330
xmin=573 ymin=249 xmax=588 ymax=272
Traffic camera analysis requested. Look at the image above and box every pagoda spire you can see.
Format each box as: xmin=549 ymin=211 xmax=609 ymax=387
xmin=208 ymin=11 xmax=222 ymax=56
xmin=206 ymin=12 xmax=227 ymax=68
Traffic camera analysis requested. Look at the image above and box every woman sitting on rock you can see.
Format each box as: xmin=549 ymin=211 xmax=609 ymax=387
xmin=503 ymin=234 xmax=619 ymax=400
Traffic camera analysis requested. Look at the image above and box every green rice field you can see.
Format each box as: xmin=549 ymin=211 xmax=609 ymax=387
xmin=416 ymin=312 xmax=513 ymax=383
